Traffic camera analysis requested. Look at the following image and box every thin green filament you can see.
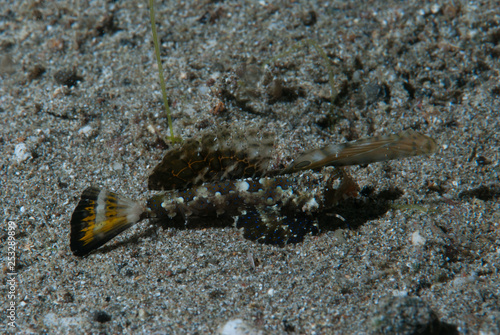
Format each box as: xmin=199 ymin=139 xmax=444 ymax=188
xmin=149 ymin=0 xmax=177 ymax=142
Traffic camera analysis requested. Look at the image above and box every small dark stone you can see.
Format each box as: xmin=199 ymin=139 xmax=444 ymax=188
xmin=196 ymin=119 xmax=212 ymax=129
xmin=31 ymin=9 xmax=43 ymax=20
xmin=403 ymin=81 xmax=416 ymax=100
xmin=0 ymin=40 xmax=15 ymax=51
xmin=269 ymin=79 xmax=283 ymax=101
xmin=54 ymin=69 xmax=83 ymax=87
xmin=488 ymin=28 xmax=500 ymax=45
xmin=119 ymin=38 xmax=136 ymax=48
xmin=62 ymin=292 xmax=74 ymax=303
xmin=198 ymin=11 xmax=211 ymax=24
xmin=208 ymin=289 xmax=225 ymax=299
xmin=443 ymin=119 xmax=459 ymax=128
xmin=301 ymin=10 xmax=317 ymax=26
xmin=34 ymin=103 xmax=42 ymax=113
xmin=267 ymin=79 xmax=299 ymax=103
xmin=283 ymin=319 xmax=296 ymax=332
xmin=490 ymin=46 xmax=500 ymax=58
xmin=476 ymin=156 xmax=491 ymax=166
xmin=121 ymin=78 xmax=132 ymax=86
xmin=58 ymin=180 xmax=69 ymax=189
xmin=93 ymin=311 xmax=112 ymax=323
xmin=96 ymin=14 xmax=120 ymax=36
xmin=426 ymin=182 xmax=446 ymax=195
xmin=197 ymin=7 xmax=224 ymax=24
xmin=2 ymin=9 xmax=16 ymax=22
xmin=30 ymin=150 xmax=40 ymax=160
xmin=27 ymin=65 xmax=46 ymax=81
xmin=491 ymin=85 xmax=500 ymax=95
xmin=124 ymin=269 xmax=134 ymax=277
xmin=364 ymin=82 xmax=390 ymax=105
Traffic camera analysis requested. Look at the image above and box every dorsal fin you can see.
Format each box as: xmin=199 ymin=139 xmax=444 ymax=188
xmin=148 ymin=128 xmax=275 ymax=190
xmin=283 ymin=130 xmax=437 ymax=173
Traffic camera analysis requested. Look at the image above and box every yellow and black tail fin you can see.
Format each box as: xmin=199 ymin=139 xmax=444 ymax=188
xmin=70 ymin=187 xmax=145 ymax=256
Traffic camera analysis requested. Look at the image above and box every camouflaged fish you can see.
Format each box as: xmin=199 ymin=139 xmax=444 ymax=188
xmin=70 ymin=129 xmax=437 ymax=256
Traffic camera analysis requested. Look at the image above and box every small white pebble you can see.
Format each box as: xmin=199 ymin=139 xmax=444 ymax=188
xmin=198 ymin=84 xmax=209 ymax=95
xmin=431 ymin=4 xmax=440 ymax=14
xmin=14 ymin=143 xmax=31 ymax=163
xmin=112 ymin=162 xmax=123 ymax=171
xmin=147 ymin=124 xmax=156 ymax=134
xmin=78 ymin=125 xmax=93 ymax=136
xmin=52 ymin=86 xmax=70 ymax=98
xmin=138 ymin=308 xmax=148 ymax=319
xmin=392 ymin=290 xmax=408 ymax=297
xmin=452 ymin=272 xmax=478 ymax=287
xmin=218 ymin=319 xmax=263 ymax=335
xmin=452 ymin=277 xmax=468 ymax=286
xmin=411 ymin=231 xmax=426 ymax=246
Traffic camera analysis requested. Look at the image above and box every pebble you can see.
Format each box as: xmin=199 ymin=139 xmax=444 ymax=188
xmin=411 ymin=230 xmax=426 ymax=246
xmin=14 ymin=143 xmax=31 ymax=163
xmin=78 ymin=125 xmax=93 ymax=136
xmin=43 ymin=313 xmax=85 ymax=328
xmin=218 ymin=319 xmax=263 ymax=335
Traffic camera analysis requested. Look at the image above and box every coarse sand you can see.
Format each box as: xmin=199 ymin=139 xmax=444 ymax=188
xmin=1 ymin=0 xmax=499 ymax=334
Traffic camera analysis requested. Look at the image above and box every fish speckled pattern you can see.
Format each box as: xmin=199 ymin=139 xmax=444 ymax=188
xmin=70 ymin=129 xmax=436 ymax=256
xmin=147 ymin=169 xmax=354 ymax=245
xmin=148 ymin=129 xmax=275 ymax=191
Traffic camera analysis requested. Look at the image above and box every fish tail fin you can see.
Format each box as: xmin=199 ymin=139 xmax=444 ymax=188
xmin=70 ymin=187 xmax=145 ymax=256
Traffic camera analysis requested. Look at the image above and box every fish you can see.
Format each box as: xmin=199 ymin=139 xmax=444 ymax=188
xmin=69 ymin=129 xmax=437 ymax=256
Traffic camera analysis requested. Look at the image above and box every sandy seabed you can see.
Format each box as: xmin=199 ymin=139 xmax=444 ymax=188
xmin=1 ymin=1 xmax=499 ymax=334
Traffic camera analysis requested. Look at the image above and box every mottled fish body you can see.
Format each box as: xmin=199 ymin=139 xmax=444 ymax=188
xmin=149 ymin=173 xmax=335 ymax=219
xmin=70 ymin=129 xmax=436 ymax=256
xmin=148 ymin=169 xmax=357 ymax=245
